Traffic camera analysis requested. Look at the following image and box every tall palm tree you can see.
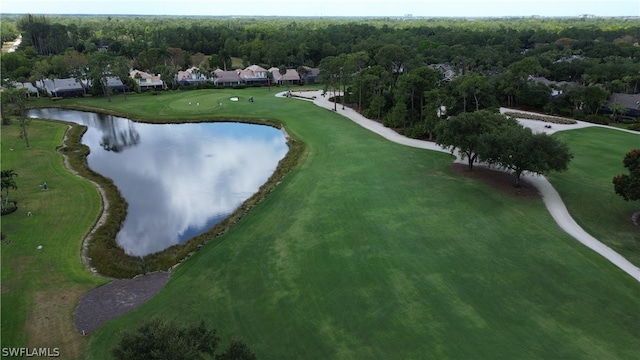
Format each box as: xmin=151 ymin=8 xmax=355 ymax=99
xmin=610 ymin=101 xmax=626 ymax=123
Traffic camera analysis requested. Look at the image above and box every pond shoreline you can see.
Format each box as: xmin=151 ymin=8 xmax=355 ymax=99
xmin=43 ymin=107 xmax=305 ymax=278
xmin=58 ymin=124 xmax=111 ymax=277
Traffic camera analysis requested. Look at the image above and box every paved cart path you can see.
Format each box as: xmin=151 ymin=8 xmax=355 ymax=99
xmin=282 ymin=90 xmax=639 ymax=283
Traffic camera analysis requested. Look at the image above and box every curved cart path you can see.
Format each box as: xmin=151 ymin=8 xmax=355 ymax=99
xmin=282 ymin=90 xmax=640 ymax=283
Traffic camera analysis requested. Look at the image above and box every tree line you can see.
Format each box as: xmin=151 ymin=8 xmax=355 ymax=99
xmin=2 ymin=14 xmax=639 ymax=134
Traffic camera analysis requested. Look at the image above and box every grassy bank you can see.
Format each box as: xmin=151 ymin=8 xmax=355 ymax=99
xmin=548 ymin=127 xmax=640 ymax=267
xmin=0 ymin=120 xmax=108 ymax=358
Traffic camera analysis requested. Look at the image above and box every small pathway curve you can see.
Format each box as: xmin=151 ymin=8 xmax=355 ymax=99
xmin=283 ymin=90 xmax=640 ymax=283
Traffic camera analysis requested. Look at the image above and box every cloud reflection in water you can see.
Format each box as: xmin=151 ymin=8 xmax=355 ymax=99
xmin=29 ymin=109 xmax=288 ymax=256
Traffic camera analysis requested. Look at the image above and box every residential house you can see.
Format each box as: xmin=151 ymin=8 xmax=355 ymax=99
xmin=268 ymin=67 xmax=301 ymax=85
xmin=177 ymin=67 xmax=208 ymax=86
xmin=528 ymin=76 xmax=578 ymax=97
xmin=83 ymin=76 xmax=130 ymax=93
xmin=11 ymin=81 xmax=39 ymax=96
xmin=604 ymin=93 xmax=640 ymax=118
xmin=300 ymin=66 xmax=320 ymax=84
xmin=429 ymin=64 xmax=458 ymax=82
xmin=36 ymin=78 xmax=84 ymax=97
xmin=105 ymin=77 xmax=129 ymax=93
xmin=213 ymin=69 xmax=242 ymax=87
xmin=130 ymin=70 xmax=165 ymax=91
xmin=239 ymin=65 xmax=269 ymax=85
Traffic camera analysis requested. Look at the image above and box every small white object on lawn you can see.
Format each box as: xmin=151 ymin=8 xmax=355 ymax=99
xmin=37 ymin=245 xmax=43 ymax=250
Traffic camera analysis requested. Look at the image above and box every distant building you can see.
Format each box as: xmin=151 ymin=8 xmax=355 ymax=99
xmin=604 ymin=93 xmax=640 ymax=118
xmin=429 ymin=64 xmax=458 ymax=82
xmin=11 ymin=81 xmax=39 ymax=96
xmin=130 ymin=70 xmax=164 ymax=91
xmin=239 ymin=65 xmax=269 ymax=85
xmin=176 ymin=67 xmax=208 ymax=86
xmin=528 ymin=76 xmax=578 ymax=97
xmin=268 ymin=67 xmax=301 ymax=85
xmin=83 ymin=76 xmax=130 ymax=93
xmin=213 ymin=69 xmax=243 ymax=87
xmin=300 ymin=66 xmax=320 ymax=84
xmin=36 ymin=78 xmax=84 ymax=97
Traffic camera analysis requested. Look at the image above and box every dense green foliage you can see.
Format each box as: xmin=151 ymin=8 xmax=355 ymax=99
xmin=479 ymin=123 xmax=573 ymax=185
xmin=2 ymin=15 xmax=639 ymax=135
xmin=112 ymin=318 xmax=256 ymax=360
xmin=613 ymin=148 xmax=640 ymax=201
xmin=435 ymin=110 xmax=516 ymax=169
xmin=1 ymin=169 xmax=19 ymax=214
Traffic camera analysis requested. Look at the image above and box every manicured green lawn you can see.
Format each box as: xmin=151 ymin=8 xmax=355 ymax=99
xmin=549 ymin=128 xmax=640 ymax=267
xmin=53 ymin=89 xmax=638 ymax=359
xmin=0 ymin=121 xmax=108 ymax=358
xmin=4 ymin=89 xmax=639 ymax=359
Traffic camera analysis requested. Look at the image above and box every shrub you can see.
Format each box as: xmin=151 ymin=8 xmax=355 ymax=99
xmin=112 ymin=318 xmax=256 ymax=360
xmin=628 ymin=123 xmax=640 ymax=132
xmin=585 ymin=114 xmax=610 ymax=125
xmin=1 ymin=201 xmax=18 ymax=216
xmin=402 ymin=123 xmax=429 ymax=139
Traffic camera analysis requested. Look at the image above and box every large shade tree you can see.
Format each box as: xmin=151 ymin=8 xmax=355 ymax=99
xmin=435 ymin=110 xmax=517 ymax=170
xmin=478 ymin=124 xmax=573 ymax=186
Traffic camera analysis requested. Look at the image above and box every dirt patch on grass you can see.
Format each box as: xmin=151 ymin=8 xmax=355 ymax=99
xmin=26 ymin=287 xmax=88 ymax=359
xmin=450 ymin=163 xmax=540 ymax=198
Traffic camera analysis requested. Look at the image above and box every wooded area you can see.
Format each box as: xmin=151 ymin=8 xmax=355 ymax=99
xmin=2 ymin=14 xmax=639 ymax=137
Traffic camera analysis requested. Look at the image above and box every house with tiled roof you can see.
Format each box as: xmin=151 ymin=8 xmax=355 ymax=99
xmin=239 ymin=65 xmax=269 ymax=85
xmin=130 ymin=70 xmax=165 ymax=91
xmin=176 ymin=67 xmax=208 ymax=86
xmin=213 ymin=69 xmax=242 ymax=87
xmin=268 ymin=67 xmax=301 ymax=85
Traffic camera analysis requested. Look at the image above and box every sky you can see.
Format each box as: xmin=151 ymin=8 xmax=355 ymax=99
xmin=1 ymin=0 xmax=639 ymax=17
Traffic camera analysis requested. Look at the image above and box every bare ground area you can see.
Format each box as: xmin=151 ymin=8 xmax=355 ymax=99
xmin=450 ymin=163 xmax=540 ymax=198
xmin=27 ymin=287 xmax=87 ymax=359
xmin=73 ymin=271 xmax=170 ymax=335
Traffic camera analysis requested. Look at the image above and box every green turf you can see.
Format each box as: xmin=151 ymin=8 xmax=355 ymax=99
xmin=4 ymin=89 xmax=639 ymax=359
xmin=1 ymin=120 xmax=108 ymax=358
xmin=548 ymin=127 xmax=640 ymax=267
xmin=40 ymin=89 xmax=637 ymax=359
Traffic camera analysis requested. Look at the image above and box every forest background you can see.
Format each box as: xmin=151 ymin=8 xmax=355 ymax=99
xmin=1 ymin=14 xmax=640 ymax=136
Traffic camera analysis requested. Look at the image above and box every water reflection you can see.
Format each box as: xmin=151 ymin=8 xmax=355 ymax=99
xmin=29 ymin=109 xmax=288 ymax=256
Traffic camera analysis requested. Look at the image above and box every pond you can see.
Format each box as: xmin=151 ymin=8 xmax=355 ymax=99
xmin=28 ymin=109 xmax=288 ymax=257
